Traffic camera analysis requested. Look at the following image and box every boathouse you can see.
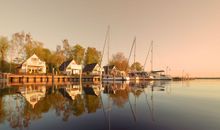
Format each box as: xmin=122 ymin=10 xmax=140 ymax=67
xmin=103 ymin=65 xmax=117 ymax=75
xmin=59 ymin=59 xmax=82 ymax=75
xmin=83 ymin=63 xmax=102 ymax=75
xmin=17 ymin=54 xmax=46 ymax=74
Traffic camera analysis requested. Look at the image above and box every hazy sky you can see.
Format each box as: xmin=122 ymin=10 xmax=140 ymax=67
xmin=0 ymin=0 xmax=220 ymax=77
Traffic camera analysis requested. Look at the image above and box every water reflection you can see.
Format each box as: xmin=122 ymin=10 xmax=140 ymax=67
xmin=19 ymin=85 xmax=46 ymax=108
xmin=0 ymin=80 xmax=219 ymax=130
xmin=0 ymin=81 xmax=166 ymax=129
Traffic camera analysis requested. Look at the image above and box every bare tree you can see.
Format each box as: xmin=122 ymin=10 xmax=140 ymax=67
xmin=0 ymin=36 xmax=9 ymax=71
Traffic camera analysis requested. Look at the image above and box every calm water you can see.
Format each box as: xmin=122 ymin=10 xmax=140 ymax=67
xmin=0 ymin=80 xmax=220 ymax=130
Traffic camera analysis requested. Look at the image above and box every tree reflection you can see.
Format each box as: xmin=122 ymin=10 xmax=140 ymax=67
xmin=83 ymin=84 xmax=101 ymax=113
xmin=71 ymin=94 xmax=85 ymax=116
xmin=0 ymin=87 xmax=18 ymax=124
xmin=104 ymin=83 xmax=130 ymax=108
xmin=84 ymin=94 xmax=101 ymax=113
xmin=0 ymin=82 xmax=171 ymax=129
xmin=0 ymin=97 xmax=5 ymax=123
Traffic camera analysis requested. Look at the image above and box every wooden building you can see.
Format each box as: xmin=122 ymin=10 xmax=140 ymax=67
xmin=103 ymin=65 xmax=117 ymax=75
xmin=83 ymin=63 xmax=102 ymax=75
xmin=17 ymin=54 xmax=46 ymax=74
xmin=59 ymin=59 xmax=82 ymax=75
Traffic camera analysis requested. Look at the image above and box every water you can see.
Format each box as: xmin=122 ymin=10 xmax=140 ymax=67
xmin=0 ymin=80 xmax=220 ymax=130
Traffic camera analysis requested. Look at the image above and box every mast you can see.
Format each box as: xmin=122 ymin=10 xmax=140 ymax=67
xmin=100 ymin=25 xmax=110 ymax=67
xmin=107 ymin=26 xmax=110 ymax=75
xmin=134 ymin=37 xmax=136 ymax=70
xmin=100 ymin=25 xmax=110 ymax=76
xmin=127 ymin=37 xmax=136 ymax=71
xmin=143 ymin=42 xmax=152 ymax=71
xmin=150 ymin=41 xmax=153 ymax=72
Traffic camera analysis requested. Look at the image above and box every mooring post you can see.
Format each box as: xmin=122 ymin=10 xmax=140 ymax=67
xmin=80 ymin=70 xmax=82 ymax=86
xmin=52 ymin=67 xmax=54 ymax=84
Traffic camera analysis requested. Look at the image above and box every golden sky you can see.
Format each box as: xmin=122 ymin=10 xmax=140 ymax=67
xmin=0 ymin=0 xmax=220 ymax=77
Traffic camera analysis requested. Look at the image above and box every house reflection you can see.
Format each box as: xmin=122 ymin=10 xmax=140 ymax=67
xmin=82 ymin=84 xmax=102 ymax=113
xmin=59 ymin=83 xmax=102 ymax=117
xmin=18 ymin=85 xmax=46 ymax=108
xmin=0 ymin=81 xmax=172 ymax=129
xmin=103 ymin=82 xmax=129 ymax=94
xmin=83 ymin=83 xmax=101 ymax=96
xmin=59 ymin=84 xmax=82 ymax=100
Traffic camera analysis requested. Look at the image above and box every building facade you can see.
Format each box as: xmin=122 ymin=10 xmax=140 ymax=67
xmin=18 ymin=54 xmax=46 ymax=74
xmin=59 ymin=59 xmax=82 ymax=75
xmin=83 ymin=63 xmax=102 ymax=75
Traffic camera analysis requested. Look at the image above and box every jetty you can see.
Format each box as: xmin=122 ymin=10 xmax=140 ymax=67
xmin=1 ymin=73 xmax=101 ymax=86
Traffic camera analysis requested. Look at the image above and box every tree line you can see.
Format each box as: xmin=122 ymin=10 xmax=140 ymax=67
xmin=0 ymin=32 xmax=144 ymax=73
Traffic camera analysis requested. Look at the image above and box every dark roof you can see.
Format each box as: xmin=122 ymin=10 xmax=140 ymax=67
xmin=83 ymin=87 xmax=97 ymax=96
xmin=151 ymin=70 xmax=165 ymax=73
xmin=59 ymin=88 xmax=73 ymax=100
xmin=83 ymin=63 xmax=98 ymax=72
xmin=103 ymin=65 xmax=115 ymax=73
xmin=16 ymin=63 xmax=22 ymax=69
xmin=59 ymin=60 xmax=72 ymax=71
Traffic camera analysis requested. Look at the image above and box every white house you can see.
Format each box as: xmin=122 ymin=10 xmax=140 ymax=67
xmin=59 ymin=59 xmax=82 ymax=75
xmin=83 ymin=63 xmax=103 ymax=75
xmin=18 ymin=54 xmax=46 ymax=74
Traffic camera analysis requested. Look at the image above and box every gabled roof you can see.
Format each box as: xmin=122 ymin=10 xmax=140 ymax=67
xmin=83 ymin=63 xmax=98 ymax=72
xmin=59 ymin=59 xmax=73 ymax=71
xmin=103 ymin=65 xmax=115 ymax=70
xmin=17 ymin=54 xmax=44 ymax=68
xmin=83 ymin=87 xmax=98 ymax=96
xmin=103 ymin=65 xmax=116 ymax=73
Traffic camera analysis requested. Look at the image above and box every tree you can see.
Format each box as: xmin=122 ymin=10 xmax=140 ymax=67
xmin=84 ymin=47 xmax=101 ymax=65
xmin=72 ymin=44 xmax=85 ymax=64
xmin=130 ymin=62 xmax=144 ymax=71
xmin=24 ymin=41 xmax=44 ymax=58
xmin=51 ymin=45 xmax=65 ymax=72
xmin=0 ymin=36 xmax=9 ymax=71
xmin=62 ymin=39 xmax=71 ymax=60
xmin=109 ymin=52 xmax=129 ymax=72
xmin=11 ymin=32 xmax=28 ymax=63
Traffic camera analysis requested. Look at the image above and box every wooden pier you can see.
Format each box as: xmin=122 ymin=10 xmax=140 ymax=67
xmin=1 ymin=73 xmax=101 ymax=86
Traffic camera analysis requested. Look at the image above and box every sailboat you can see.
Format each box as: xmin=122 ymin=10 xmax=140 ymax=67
xmin=147 ymin=41 xmax=172 ymax=80
xmin=127 ymin=37 xmax=149 ymax=81
xmin=101 ymin=26 xmax=129 ymax=82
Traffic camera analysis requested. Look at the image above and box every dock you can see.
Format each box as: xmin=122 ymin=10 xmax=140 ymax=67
xmin=1 ymin=73 xmax=101 ymax=86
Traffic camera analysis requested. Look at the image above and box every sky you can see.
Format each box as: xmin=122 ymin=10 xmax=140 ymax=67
xmin=0 ymin=0 xmax=220 ymax=77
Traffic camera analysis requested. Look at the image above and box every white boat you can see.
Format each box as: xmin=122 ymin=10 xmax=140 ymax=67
xmin=149 ymin=70 xmax=172 ymax=80
xmin=128 ymin=71 xmax=149 ymax=81
xmin=144 ymin=41 xmax=172 ymax=80
xmin=102 ymin=75 xmax=130 ymax=81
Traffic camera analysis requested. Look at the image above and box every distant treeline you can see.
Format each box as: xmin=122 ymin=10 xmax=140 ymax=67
xmin=0 ymin=32 xmax=144 ymax=73
xmin=195 ymin=77 xmax=220 ymax=79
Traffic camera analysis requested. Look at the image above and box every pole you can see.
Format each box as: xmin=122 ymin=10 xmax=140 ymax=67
xmin=126 ymin=37 xmax=136 ymax=71
xmin=80 ymin=69 xmax=82 ymax=86
xmin=143 ymin=43 xmax=152 ymax=71
xmin=134 ymin=37 xmax=136 ymax=71
xmin=151 ymin=41 xmax=153 ymax=72
xmin=52 ymin=67 xmax=54 ymax=84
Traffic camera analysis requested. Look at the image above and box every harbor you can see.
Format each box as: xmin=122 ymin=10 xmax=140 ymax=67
xmin=1 ymin=73 xmax=100 ymax=86
xmin=1 ymin=0 xmax=220 ymax=130
xmin=0 ymin=80 xmax=220 ymax=130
